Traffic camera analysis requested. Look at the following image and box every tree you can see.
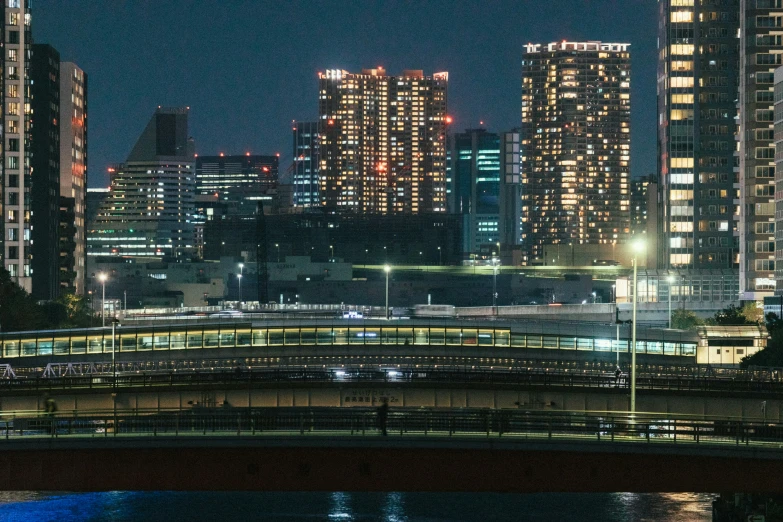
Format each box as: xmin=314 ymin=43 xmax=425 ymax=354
xmin=0 ymin=268 xmax=45 ymax=332
xmin=671 ymin=308 xmax=703 ymax=330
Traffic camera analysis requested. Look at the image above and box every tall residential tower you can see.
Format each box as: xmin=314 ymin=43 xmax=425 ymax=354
xmin=1 ymin=0 xmax=32 ymax=290
xmin=59 ymin=62 xmax=88 ymax=295
xmin=657 ymin=0 xmax=739 ymax=270
xmin=739 ymin=0 xmax=781 ymax=300
xmin=521 ymin=41 xmax=631 ymax=264
xmin=318 ymin=67 xmax=448 ymax=214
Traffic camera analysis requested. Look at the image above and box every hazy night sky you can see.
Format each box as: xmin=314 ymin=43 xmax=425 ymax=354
xmin=35 ymin=0 xmax=657 ymax=188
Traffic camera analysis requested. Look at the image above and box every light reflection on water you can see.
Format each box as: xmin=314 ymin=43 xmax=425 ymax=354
xmin=0 ymin=491 xmax=714 ymax=522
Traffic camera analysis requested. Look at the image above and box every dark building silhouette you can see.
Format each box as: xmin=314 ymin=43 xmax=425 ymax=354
xmin=30 ymin=43 xmax=61 ymax=300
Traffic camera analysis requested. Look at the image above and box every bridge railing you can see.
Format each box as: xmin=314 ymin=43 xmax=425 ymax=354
xmin=1 ymin=407 xmax=782 ymax=449
xmin=2 ymin=367 xmax=783 ymax=396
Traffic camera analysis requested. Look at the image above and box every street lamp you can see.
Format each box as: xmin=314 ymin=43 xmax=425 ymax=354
xmin=630 ymin=238 xmax=646 ymax=414
xmin=275 ymin=243 xmax=280 ymax=262
xmin=97 ymin=272 xmax=108 ymax=327
xmin=329 ymin=245 xmax=334 ymax=260
xmin=667 ymin=274 xmax=676 ymax=329
xmin=384 ymin=264 xmax=391 ymax=319
xmin=591 ymin=291 xmax=597 ymax=304
xmin=437 ymin=246 xmax=442 ymax=266
xmin=492 ymin=255 xmax=499 ymax=311
xmin=111 ymin=317 xmax=120 ymax=383
xmin=237 ymin=273 xmax=243 ymax=307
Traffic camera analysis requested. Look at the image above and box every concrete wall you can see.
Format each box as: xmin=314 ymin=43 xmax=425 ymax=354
xmin=7 ymin=386 xmax=778 ymax=422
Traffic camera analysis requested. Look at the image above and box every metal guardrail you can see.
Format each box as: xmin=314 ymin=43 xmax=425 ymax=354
xmin=3 ymin=407 xmax=783 ymax=451
xmin=1 ymin=367 xmax=782 ymax=396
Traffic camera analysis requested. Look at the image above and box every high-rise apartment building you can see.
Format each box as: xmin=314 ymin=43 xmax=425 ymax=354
xmin=521 ymin=42 xmax=631 ymax=265
xmin=657 ymin=0 xmax=739 ymax=272
xmin=739 ymin=0 xmax=781 ymax=300
xmin=88 ymin=107 xmax=195 ymax=259
xmin=30 ymin=43 xmax=60 ymax=301
xmin=774 ymin=66 xmax=783 ymax=297
xmin=631 ymin=175 xmax=654 ymax=237
xmin=1 ymin=0 xmax=32 ymax=290
xmin=59 ymin=62 xmax=88 ymax=295
xmin=318 ymin=67 xmax=448 ymax=214
xmin=292 ymin=121 xmax=319 ymax=208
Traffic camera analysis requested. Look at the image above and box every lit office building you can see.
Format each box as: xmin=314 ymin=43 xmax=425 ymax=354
xmin=1 ymin=0 xmax=32 ymax=290
xmin=195 ymin=154 xmax=278 ymax=215
xmin=59 ymin=62 xmax=88 ymax=295
xmin=449 ymin=128 xmax=522 ymax=255
xmin=739 ymin=0 xmax=780 ymax=300
xmin=521 ymin=42 xmax=631 ymax=265
xmin=88 ymin=107 xmax=195 ymax=259
xmin=292 ymin=121 xmax=320 ymax=207
xmin=658 ymin=0 xmax=739 ymax=272
xmin=318 ymin=67 xmax=448 ymax=214
xmin=450 ymin=129 xmax=501 ymax=253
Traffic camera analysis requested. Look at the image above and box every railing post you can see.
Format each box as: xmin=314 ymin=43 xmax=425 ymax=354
xmin=400 ymin=415 xmax=404 ymax=436
xmin=548 ymin=420 xmax=552 ymax=439
xmin=238 ymin=413 xmax=241 ymax=437
xmin=695 ymin=425 xmax=699 ymax=443
xmin=646 ymin=423 xmax=649 ymax=442
xmin=610 ymin=417 xmax=614 ymax=442
xmin=176 ymin=415 xmax=179 ymax=437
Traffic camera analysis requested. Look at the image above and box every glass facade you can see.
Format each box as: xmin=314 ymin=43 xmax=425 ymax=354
xmin=292 ymin=121 xmax=320 ymax=207
xmin=450 ymin=129 xmax=501 ymax=253
xmin=521 ymin=42 xmax=631 ymax=265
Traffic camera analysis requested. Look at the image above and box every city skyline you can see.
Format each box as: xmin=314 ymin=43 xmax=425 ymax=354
xmin=34 ymin=0 xmax=657 ymax=188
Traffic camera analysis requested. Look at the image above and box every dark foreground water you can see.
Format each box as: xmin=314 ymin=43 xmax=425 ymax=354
xmin=0 ymin=491 xmax=714 ymax=521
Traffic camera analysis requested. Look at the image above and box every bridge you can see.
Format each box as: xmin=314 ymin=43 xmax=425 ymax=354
xmin=0 ymin=407 xmax=782 ymax=492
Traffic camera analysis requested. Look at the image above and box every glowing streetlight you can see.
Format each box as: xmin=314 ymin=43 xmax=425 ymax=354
xmin=630 ymin=238 xmax=646 ymax=413
xmin=437 ymin=246 xmax=442 ymax=266
xmin=237 ymin=273 xmax=243 ymax=307
xmin=97 ymin=272 xmax=108 ymax=327
xmin=384 ymin=264 xmax=391 ymax=319
xmin=275 ymin=243 xmax=280 ymax=262
xmin=329 ymin=245 xmax=334 ymax=260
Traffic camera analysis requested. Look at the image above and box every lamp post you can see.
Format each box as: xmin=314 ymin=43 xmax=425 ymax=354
xmin=97 ymin=272 xmax=108 ymax=327
xmin=437 ymin=246 xmax=442 ymax=266
xmin=492 ymin=255 xmax=498 ymax=311
xmin=384 ymin=264 xmax=391 ymax=319
xmin=330 ymin=245 xmax=334 ymax=260
xmin=111 ymin=317 xmax=120 ymax=383
xmin=275 ymin=243 xmax=280 ymax=262
xmin=238 ymin=263 xmax=244 ymax=308
xmin=630 ymin=239 xmax=646 ymax=413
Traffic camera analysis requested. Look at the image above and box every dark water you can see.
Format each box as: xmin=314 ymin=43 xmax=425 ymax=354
xmin=0 ymin=491 xmax=714 ymax=521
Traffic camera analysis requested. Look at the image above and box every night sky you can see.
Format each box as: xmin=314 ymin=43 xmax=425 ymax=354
xmin=35 ymin=0 xmax=657 ymax=188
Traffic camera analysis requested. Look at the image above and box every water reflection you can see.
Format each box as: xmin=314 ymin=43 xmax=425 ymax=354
xmin=329 ymin=491 xmax=353 ymax=520
xmin=0 ymin=491 xmax=713 ymax=521
xmin=382 ymin=492 xmax=407 ymax=522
